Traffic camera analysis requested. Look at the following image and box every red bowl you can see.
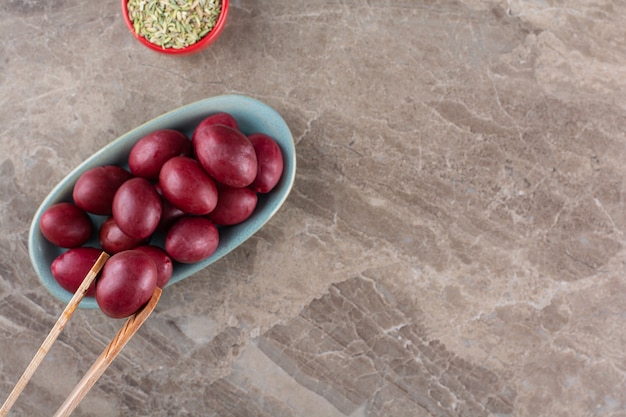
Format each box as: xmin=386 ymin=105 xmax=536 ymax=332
xmin=121 ymin=0 xmax=229 ymax=55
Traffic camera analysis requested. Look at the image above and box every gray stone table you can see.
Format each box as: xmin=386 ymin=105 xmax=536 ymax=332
xmin=1 ymin=1 xmax=625 ymax=416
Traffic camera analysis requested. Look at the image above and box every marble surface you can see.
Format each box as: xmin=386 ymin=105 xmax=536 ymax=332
xmin=1 ymin=0 xmax=625 ymax=416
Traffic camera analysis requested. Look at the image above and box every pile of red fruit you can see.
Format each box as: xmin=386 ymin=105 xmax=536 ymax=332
xmin=39 ymin=112 xmax=284 ymax=318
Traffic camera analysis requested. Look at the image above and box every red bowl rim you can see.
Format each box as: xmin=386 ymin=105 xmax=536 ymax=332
xmin=121 ymin=0 xmax=229 ymax=55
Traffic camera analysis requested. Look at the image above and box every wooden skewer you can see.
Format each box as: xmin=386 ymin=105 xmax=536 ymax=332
xmin=0 ymin=251 xmax=110 ymax=417
xmin=53 ymin=286 xmax=162 ymax=417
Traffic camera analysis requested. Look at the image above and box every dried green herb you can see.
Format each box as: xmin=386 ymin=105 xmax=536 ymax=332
xmin=127 ymin=0 xmax=222 ymax=49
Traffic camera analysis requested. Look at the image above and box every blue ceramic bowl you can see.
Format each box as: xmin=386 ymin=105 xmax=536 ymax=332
xmin=28 ymin=95 xmax=296 ymax=309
